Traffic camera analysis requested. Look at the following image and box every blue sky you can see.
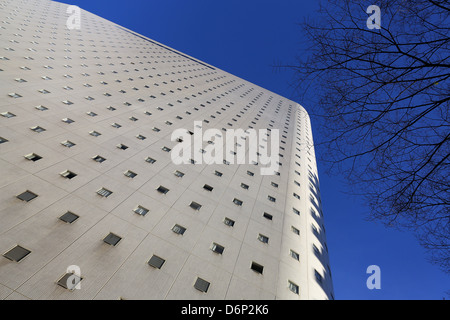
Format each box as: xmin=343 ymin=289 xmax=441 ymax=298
xmin=64 ymin=0 xmax=449 ymax=299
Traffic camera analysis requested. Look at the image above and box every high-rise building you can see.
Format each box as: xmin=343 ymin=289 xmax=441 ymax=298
xmin=0 ymin=0 xmax=333 ymax=300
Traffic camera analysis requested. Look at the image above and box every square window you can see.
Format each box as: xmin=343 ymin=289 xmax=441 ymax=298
xmin=103 ymin=233 xmax=121 ymax=246
xmin=57 ymin=272 xmax=82 ymax=290
xmin=194 ymin=277 xmax=210 ymax=293
xmin=214 ymin=170 xmax=223 ymax=177
xmin=271 ymin=182 xmax=279 ymax=188
xmin=17 ymin=190 xmax=38 ymax=202
xmin=157 ymin=186 xmax=169 ymax=194
xmin=1 ymin=112 xmax=16 ymax=118
xmin=241 ymin=183 xmax=249 ymax=190
xmin=24 ymin=153 xmax=42 ymax=162
xmin=89 ymin=131 xmax=101 ymax=137
xmin=117 ymin=144 xmax=128 ymax=150
xmin=61 ymin=118 xmax=74 ymax=124
xmin=8 ymin=93 xmax=22 ymax=98
xmin=61 ymin=140 xmax=76 ymax=148
xmin=35 ymin=105 xmax=48 ymax=111
xmin=61 ymin=170 xmax=77 ymax=179
xmin=174 ymin=170 xmax=184 ymax=178
xmin=3 ymin=245 xmax=31 ymax=262
xmin=224 ymin=217 xmax=235 ymax=227
xmin=203 ymin=184 xmax=213 ymax=192
xmin=189 ymin=201 xmax=202 ymax=211
xmin=233 ymin=198 xmax=243 ymax=206
xmin=145 ymin=157 xmax=156 ymax=164
xmin=148 ymin=255 xmax=165 ymax=269
xmin=93 ymin=155 xmax=106 ymax=163
xmin=30 ymin=126 xmax=46 ymax=133
xmin=293 ymin=208 xmax=300 ymax=216
xmin=290 ymin=250 xmax=300 ymax=261
xmin=111 ymin=123 xmax=121 ymax=128
xmin=124 ymin=170 xmax=137 ymax=178
xmin=251 ymin=262 xmax=264 ymax=274
xmin=258 ymin=234 xmax=269 ymax=244
xmin=161 ymin=146 xmax=171 ymax=152
xmin=247 ymin=170 xmax=254 ymax=177
xmin=268 ymin=195 xmax=276 ymax=202
xmin=134 ymin=206 xmax=149 ymax=216
xmin=59 ymin=211 xmax=79 ymax=224
xmin=86 ymin=111 xmax=97 ymax=117
xmin=97 ymin=188 xmax=113 ymax=197
xmin=288 ymin=281 xmax=299 ymax=294
xmin=263 ymin=212 xmax=273 ymax=220
xmin=291 ymin=226 xmax=300 ymax=235
xmin=211 ymin=243 xmax=224 ymax=254
xmin=136 ymin=134 xmax=146 ymax=140
xmin=172 ymin=224 xmax=186 ymax=235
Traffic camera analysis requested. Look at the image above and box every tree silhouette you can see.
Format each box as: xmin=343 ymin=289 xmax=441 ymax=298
xmin=285 ymin=0 xmax=449 ymax=272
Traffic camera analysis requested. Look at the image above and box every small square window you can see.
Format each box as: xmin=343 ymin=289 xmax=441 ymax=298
xmin=233 ymin=198 xmax=243 ymax=206
xmin=214 ymin=170 xmax=223 ymax=177
xmin=145 ymin=157 xmax=156 ymax=164
xmin=3 ymin=245 xmax=31 ymax=262
xmin=288 ymin=281 xmax=299 ymax=294
xmin=258 ymin=234 xmax=269 ymax=244
xmin=61 ymin=170 xmax=77 ymax=179
xmin=35 ymin=105 xmax=48 ymax=111
xmin=263 ymin=212 xmax=273 ymax=220
xmin=86 ymin=111 xmax=97 ymax=117
xmin=293 ymin=208 xmax=300 ymax=216
xmin=153 ymin=127 xmax=161 ymax=132
xmin=194 ymin=277 xmax=210 ymax=293
xmin=211 ymin=243 xmax=224 ymax=254
xmin=17 ymin=190 xmax=38 ymax=202
xmin=240 ymin=183 xmax=249 ymax=190
xmin=157 ymin=186 xmax=169 ymax=194
xmin=271 ymin=182 xmax=279 ymax=188
xmin=136 ymin=134 xmax=146 ymax=140
xmin=1 ymin=111 xmax=16 ymax=118
xmin=24 ymin=153 xmax=42 ymax=162
xmin=268 ymin=195 xmax=276 ymax=202
xmin=61 ymin=140 xmax=76 ymax=148
xmin=0 ymin=137 xmax=8 ymax=144
xmin=97 ymin=188 xmax=113 ymax=198
xmin=62 ymin=100 xmax=74 ymax=105
xmin=251 ymin=262 xmax=264 ymax=274
xmin=30 ymin=126 xmax=46 ymax=133
xmin=161 ymin=146 xmax=171 ymax=152
xmin=117 ymin=144 xmax=128 ymax=150
xmin=59 ymin=211 xmax=79 ymax=224
xmin=61 ymin=118 xmax=74 ymax=124
xmin=203 ymin=184 xmax=213 ymax=192
xmin=148 ymin=255 xmax=165 ymax=269
xmin=189 ymin=201 xmax=202 ymax=211
xmin=8 ymin=93 xmax=22 ymax=98
xmin=291 ymin=226 xmax=300 ymax=235
xmin=247 ymin=170 xmax=254 ymax=177
xmin=103 ymin=233 xmax=121 ymax=246
xmin=57 ymin=272 xmax=82 ymax=290
xmin=89 ymin=131 xmax=101 ymax=137
xmin=224 ymin=217 xmax=235 ymax=227
xmin=293 ymin=193 xmax=300 ymax=200
xmin=174 ymin=170 xmax=184 ymax=178
xmin=93 ymin=155 xmax=106 ymax=163
xmin=111 ymin=123 xmax=121 ymax=128
xmin=172 ymin=224 xmax=186 ymax=235
xmin=134 ymin=206 xmax=149 ymax=216
xmin=290 ymin=250 xmax=300 ymax=261
xmin=124 ymin=170 xmax=137 ymax=178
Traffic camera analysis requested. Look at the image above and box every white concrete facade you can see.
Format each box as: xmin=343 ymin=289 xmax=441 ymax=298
xmin=0 ymin=0 xmax=334 ymax=300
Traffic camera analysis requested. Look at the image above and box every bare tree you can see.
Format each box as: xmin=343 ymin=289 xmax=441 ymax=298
xmin=284 ymin=0 xmax=449 ymax=272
